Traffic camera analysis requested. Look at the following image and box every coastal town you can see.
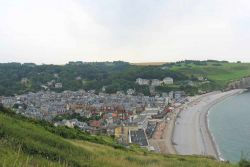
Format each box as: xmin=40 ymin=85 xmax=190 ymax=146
xmin=0 ymin=77 xmax=189 ymax=152
xmin=0 ymin=71 xmax=246 ymax=161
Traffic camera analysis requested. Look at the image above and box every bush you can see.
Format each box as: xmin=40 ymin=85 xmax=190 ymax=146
xmin=239 ymin=159 xmax=250 ymax=167
xmin=0 ymin=126 xmax=4 ymax=138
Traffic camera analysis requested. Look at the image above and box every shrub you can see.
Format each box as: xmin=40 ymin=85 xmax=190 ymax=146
xmin=239 ymin=159 xmax=250 ymax=167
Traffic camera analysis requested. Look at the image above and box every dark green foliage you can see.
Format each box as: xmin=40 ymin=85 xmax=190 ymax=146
xmin=1 ymin=60 xmax=250 ymax=97
xmin=239 ymin=159 xmax=250 ymax=167
xmin=53 ymin=113 xmax=101 ymax=122
xmin=0 ymin=124 xmax=4 ymax=138
xmin=0 ymin=61 xmax=186 ymax=96
xmin=239 ymin=152 xmax=250 ymax=167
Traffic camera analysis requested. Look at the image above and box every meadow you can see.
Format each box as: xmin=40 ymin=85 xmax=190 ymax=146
xmin=169 ymin=62 xmax=250 ymax=87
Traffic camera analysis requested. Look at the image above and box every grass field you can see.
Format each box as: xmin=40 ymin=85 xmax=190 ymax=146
xmin=169 ymin=62 xmax=250 ymax=87
xmin=0 ymin=110 xmax=240 ymax=167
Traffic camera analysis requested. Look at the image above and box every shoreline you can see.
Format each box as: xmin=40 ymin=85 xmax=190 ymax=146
xmin=206 ymin=89 xmax=246 ymax=161
xmin=172 ymin=89 xmax=245 ymax=160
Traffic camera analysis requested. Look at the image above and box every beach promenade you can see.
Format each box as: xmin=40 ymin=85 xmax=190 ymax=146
xmin=172 ymin=89 xmax=243 ymax=159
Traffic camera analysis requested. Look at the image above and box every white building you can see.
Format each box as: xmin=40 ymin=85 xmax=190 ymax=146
xmin=75 ymin=76 xmax=82 ymax=80
xmin=140 ymin=107 xmax=160 ymax=118
xmin=169 ymin=91 xmax=174 ymax=99
xmin=136 ymin=78 xmax=150 ymax=85
xmin=163 ymin=77 xmax=174 ymax=85
xmin=187 ymin=80 xmax=195 ymax=86
xmin=55 ymin=83 xmax=63 ymax=89
xmin=198 ymin=76 xmax=204 ymax=81
xmin=133 ymin=115 xmax=148 ymax=130
xmin=151 ymin=79 xmax=161 ymax=86
xmin=127 ymin=89 xmax=135 ymax=95
xmin=174 ymin=91 xmax=185 ymax=99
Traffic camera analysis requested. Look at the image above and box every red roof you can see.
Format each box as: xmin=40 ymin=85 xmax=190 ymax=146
xmin=112 ymin=113 xmax=118 ymax=117
xmin=89 ymin=120 xmax=101 ymax=128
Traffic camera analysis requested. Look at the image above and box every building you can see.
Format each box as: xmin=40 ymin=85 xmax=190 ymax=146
xmin=132 ymin=115 xmax=148 ymax=130
xmin=54 ymin=73 xmax=59 ymax=78
xmin=129 ymin=129 xmax=148 ymax=147
xmin=1 ymin=97 xmax=15 ymax=108
xmin=140 ymin=107 xmax=160 ymax=119
xmin=89 ymin=120 xmax=101 ymax=129
xmin=115 ymin=126 xmax=130 ymax=144
xmin=136 ymin=78 xmax=150 ymax=85
xmin=21 ymin=78 xmax=29 ymax=85
xmin=102 ymin=86 xmax=106 ymax=92
xmin=187 ymin=80 xmax=195 ymax=87
xmin=151 ymin=79 xmax=161 ymax=86
xmin=55 ymin=83 xmax=63 ymax=89
xmin=127 ymin=89 xmax=135 ymax=95
xmin=197 ymin=76 xmax=204 ymax=81
xmin=169 ymin=91 xmax=174 ymax=99
xmin=75 ymin=76 xmax=82 ymax=80
xmin=40 ymin=85 xmax=48 ymax=90
xmin=174 ymin=91 xmax=186 ymax=99
xmin=54 ymin=119 xmax=76 ymax=128
xmin=163 ymin=77 xmax=174 ymax=85
xmin=47 ymin=80 xmax=55 ymax=87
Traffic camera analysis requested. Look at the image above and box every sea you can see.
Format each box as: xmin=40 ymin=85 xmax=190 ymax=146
xmin=208 ymin=91 xmax=250 ymax=163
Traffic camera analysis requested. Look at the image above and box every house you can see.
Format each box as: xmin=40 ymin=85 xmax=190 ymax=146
xmin=47 ymin=80 xmax=55 ymax=87
xmin=40 ymin=85 xmax=48 ymax=90
xmin=55 ymin=83 xmax=63 ymax=89
xmin=75 ymin=76 xmax=82 ymax=80
xmin=21 ymin=78 xmax=29 ymax=85
xmin=102 ymin=86 xmax=106 ymax=92
xmin=81 ymin=110 xmax=92 ymax=118
xmin=151 ymin=79 xmax=161 ymax=86
xmin=187 ymin=80 xmax=195 ymax=86
xmin=149 ymin=86 xmax=156 ymax=95
xmin=197 ymin=76 xmax=204 ymax=81
xmin=1 ymin=97 xmax=15 ymax=108
xmin=163 ymin=77 xmax=174 ymax=85
xmin=169 ymin=91 xmax=174 ymax=99
xmin=116 ymin=91 xmax=125 ymax=96
xmin=129 ymin=129 xmax=149 ymax=147
xmin=54 ymin=73 xmax=59 ymax=78
xmin=54 ymin=119 xmax=76 ymax=128
xmin=127 ymin=89 xmax=135 ymax=95
xmin=136 ymin=78 xmax=150 ymax=85
xmin=140 ymin=107 xmax=160 ymax=119
xmin=174 ymin=91 xmax=186 ymax=99
xmin=89 ymin=120 xmax=101 ymax=128
xmin=115 ymin=126 xmax=130 ymax=144
xmin=165 ymin=97 xmax=170 ymax=105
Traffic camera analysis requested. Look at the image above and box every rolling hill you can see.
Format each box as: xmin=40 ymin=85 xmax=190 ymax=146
xmin=1 ymin=60 xmax=250 ymax=96
xmin=168 ymin=61 xmax=250 ymax=87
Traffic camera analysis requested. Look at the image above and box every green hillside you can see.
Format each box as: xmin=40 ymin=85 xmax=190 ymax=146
xmin=0 ymin=109 xmax=240 ymax=167
xmin=1 ymin=61 xmax=250 ymax=96
xmin=168 ymin=61 xmax=250 ymax=87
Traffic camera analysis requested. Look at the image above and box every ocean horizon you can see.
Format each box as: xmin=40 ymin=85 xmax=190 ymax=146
xmin=208 ymin=91 xmax=250 ymax=163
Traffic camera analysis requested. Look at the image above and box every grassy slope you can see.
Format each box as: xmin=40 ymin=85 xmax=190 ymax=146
xmin=170 ymin=62 xmax=250 ymax=87
xmin=0 ymin=111 xmax=237 ymax=167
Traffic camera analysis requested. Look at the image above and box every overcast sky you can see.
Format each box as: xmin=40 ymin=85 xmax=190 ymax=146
xmin=1 ymin=0 xmax=250 ymax=64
